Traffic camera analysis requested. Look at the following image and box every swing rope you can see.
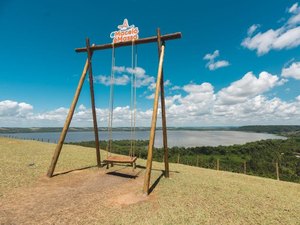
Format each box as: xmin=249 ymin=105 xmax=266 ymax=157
xmin=130 ymin=40 xmax=137 ymax=158
xmin=106 ymin=41 xmax=137 ymax=159
xmin=106 ymin=43 xmax=115 ymax=159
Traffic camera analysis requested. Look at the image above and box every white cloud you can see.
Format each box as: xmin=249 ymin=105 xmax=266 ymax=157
xmin=277 ymin=78 xmax=288 ymax=86
xmin=247 ymin=24 xmax=260 ymax=36
xmin=242 ymin=3 xmax=300 ymax=55
xmin=289 ymin=3 xmax=299 ymax=13
xmin=216 ymin=71 xmax=280 ymax=105
xmin=203 ymin=50 xmax=220 ymax=61
xmin=78 ymin=104 xmax=86 ymax=111
xmin=208 ymin=60 xmax=230 ymax=71
xmin=113 ymin=66 xmax=125 ymax=73
xmin=146 ymin=93 xmax=155 ymax=99
xmin=33 ymin=107 xmax=69 ymax=121
xmin=0 ymin=100 xmax=33 ymax=117
xmin=166 ymin=83 xmax=215 ymax=121
xmin=203 ymin=50 xmax=230 ymax=71
xmin=98 ymin=66 xmax=155 ymax=89
xmin=170 ymin=85 xmax=181 ymax=91
xmin=126 ymin=67 xmax=146 ymax=78
xmin=94 ymin=74 xmax=130 ymax=86
xmin=127 ymin=67 xmax=155 ymax=88
xmin=1 ymin=67 xmax=299 ymax=126
xmin=282 ymin=61 xmax=300 ymax=79
xmin=148 ymin=82 xmax=156 ymax=90
xmin=164 ymin=80 xmax=171 ymax=86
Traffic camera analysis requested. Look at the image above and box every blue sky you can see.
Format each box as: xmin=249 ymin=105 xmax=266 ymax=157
xmin=1 ymin=0 xmax=300 ymax=127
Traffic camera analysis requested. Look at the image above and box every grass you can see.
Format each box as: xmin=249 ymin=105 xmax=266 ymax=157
xmin=1 ymin=137 xmax=300 ymax=224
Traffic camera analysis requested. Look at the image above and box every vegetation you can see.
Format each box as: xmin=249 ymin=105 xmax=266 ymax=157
xmin=234 ymin=125 xmax=300 ymax=136
xmin=70 ymin=138 xmax=300 ymax=183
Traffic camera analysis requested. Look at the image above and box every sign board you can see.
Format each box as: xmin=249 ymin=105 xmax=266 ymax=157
xmin=110 ymin=19 xmax=139 ymax=43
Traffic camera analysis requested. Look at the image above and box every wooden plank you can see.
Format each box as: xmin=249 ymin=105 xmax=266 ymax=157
xmin=157 ymin=28 xmax=169 ymax=178
xmin=86 ymin=38 xmax=101 ymax=167
xmin=143 ymin=44 xmax=165 ymax=195
xmin=75 ymin=32 xmax=181 ymax=53
xmin=104 ymin=156 xmax=137 ymax=163
xmin=47 ymin=56 xmax=91 ymax=177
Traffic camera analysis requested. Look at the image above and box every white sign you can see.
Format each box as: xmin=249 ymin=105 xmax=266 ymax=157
xmin=110 ymin=19 xmax=139 ymax=43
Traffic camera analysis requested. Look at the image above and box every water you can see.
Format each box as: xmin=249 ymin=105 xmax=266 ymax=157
xmin=0 ymin=130 xmax=286 ymax=147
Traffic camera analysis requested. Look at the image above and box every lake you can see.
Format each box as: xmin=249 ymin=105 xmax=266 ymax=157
xmin=0 ymin=130 xmax=286 ymax=147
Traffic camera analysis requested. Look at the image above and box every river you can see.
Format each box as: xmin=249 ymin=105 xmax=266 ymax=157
xmin=0 ymin=130 xmax=286 ymax=147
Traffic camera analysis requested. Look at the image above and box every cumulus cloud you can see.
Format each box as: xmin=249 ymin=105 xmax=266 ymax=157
xmin=247 ymin=24 xmax=260 ymax=36
xmin=94 ymin=74 xmax=130 ymax=86
xmin=126 ymin=67 xmax=155 ymax=88
xmin=170 ymin=85 xmax=181 ymax=91
xmin=282 ymin=61 xmax=300 ymax=79
xmin=96 ymin=66 xmax=155 ymax=89
xmin=0 ymin=100 xmax=33 ymax=117
xmin=203 ymin=50 xmax=230 ymax=71
xmin=216 ymin=71 xmax=280 ymax=105
xmin=146 ymin=93 xmax=155 ymax=99
xmin=289 ymin=3 xmax=299 ymax=13
xmin=242 ymin=3 xmax=300 ymax=55
xmin=1 ymin=68 xmax=300 ymax=126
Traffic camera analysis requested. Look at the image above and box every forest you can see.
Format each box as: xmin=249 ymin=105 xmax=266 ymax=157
xmin=70 ymin=137 xmax=300 ymax=183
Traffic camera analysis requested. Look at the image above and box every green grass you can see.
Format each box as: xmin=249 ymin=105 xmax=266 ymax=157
xmin=1 ymin=137 xmax=300 ymax=224
xmin=0 ymin=137 xmax=101 ymax=195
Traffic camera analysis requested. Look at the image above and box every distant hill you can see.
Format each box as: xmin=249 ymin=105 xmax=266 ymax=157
xmin=1 ymin=125 xmax=300 ymax=138
xmin=235 ymin=125 xmax=300 ymax=135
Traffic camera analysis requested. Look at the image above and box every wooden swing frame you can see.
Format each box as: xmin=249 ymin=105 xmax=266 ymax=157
xmin=46 ymin=28 xmax=181 ymax=195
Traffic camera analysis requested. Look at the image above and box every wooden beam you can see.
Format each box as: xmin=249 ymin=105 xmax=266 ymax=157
xmin=75 ymin=32 xmax=181 ymax=53
xmin=47 ymin=55 xmax=91 ymax=177
xmin=86 ymin=38 xmax=101 ymax=167
xmin=157 ymin=28 xmax=169 ymax=178
xmin=143 ymin=44 xmax=165 ymax=195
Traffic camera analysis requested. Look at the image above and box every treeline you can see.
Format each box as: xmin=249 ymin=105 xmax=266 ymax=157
xmin=69 ymin=138 xmax=300 ymax=183
xmin=235 ymin=125 xmax=300 ymax=136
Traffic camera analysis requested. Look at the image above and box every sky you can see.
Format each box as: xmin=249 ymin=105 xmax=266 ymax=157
xmin=1 ymin=0 xmax=300 ymax=127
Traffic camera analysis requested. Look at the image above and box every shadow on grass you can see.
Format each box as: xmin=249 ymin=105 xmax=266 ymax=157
xmin=52 ymin=165 xmax=97 ymax=177
xmin=135 ymin=164 xmax=180 ymax=174
xmin=149 ymin=170 xmax=164 ymax=194
xmin=106 ymin=171 xmax=138 ymax=179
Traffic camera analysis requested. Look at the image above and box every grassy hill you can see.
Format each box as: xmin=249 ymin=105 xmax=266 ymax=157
xmin=0 ymin=137 xmax=299 ymax=224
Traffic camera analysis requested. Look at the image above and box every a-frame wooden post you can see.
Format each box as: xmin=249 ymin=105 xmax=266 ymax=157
xmin=47 ymin=58 xmax=91 ymax=177
xmin=86 ymin=38 xmax=101 ymax=167
xmin=47 ymin=39 xmax=101 ymax=177
xmin=157 ymin=28 xmax=169 ymax=178
xmin=143 ymin=37 xmax=166 ymax=195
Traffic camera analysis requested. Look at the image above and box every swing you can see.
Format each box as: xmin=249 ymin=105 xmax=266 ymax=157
xmin=103 ymin=41 xmax=138 ymax=169
xmin=46 ymin=25 xmax=181 ymax=194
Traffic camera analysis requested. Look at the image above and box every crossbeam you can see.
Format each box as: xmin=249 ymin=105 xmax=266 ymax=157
xmin=75 ymin=32 xmax=181 ymax=53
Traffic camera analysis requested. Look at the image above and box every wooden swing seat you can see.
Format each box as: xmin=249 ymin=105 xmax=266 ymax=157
xmin=104 ymin=155 xmax=137 ymax=169
xmin=104 ymin=155 xmax=137 ymax=164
